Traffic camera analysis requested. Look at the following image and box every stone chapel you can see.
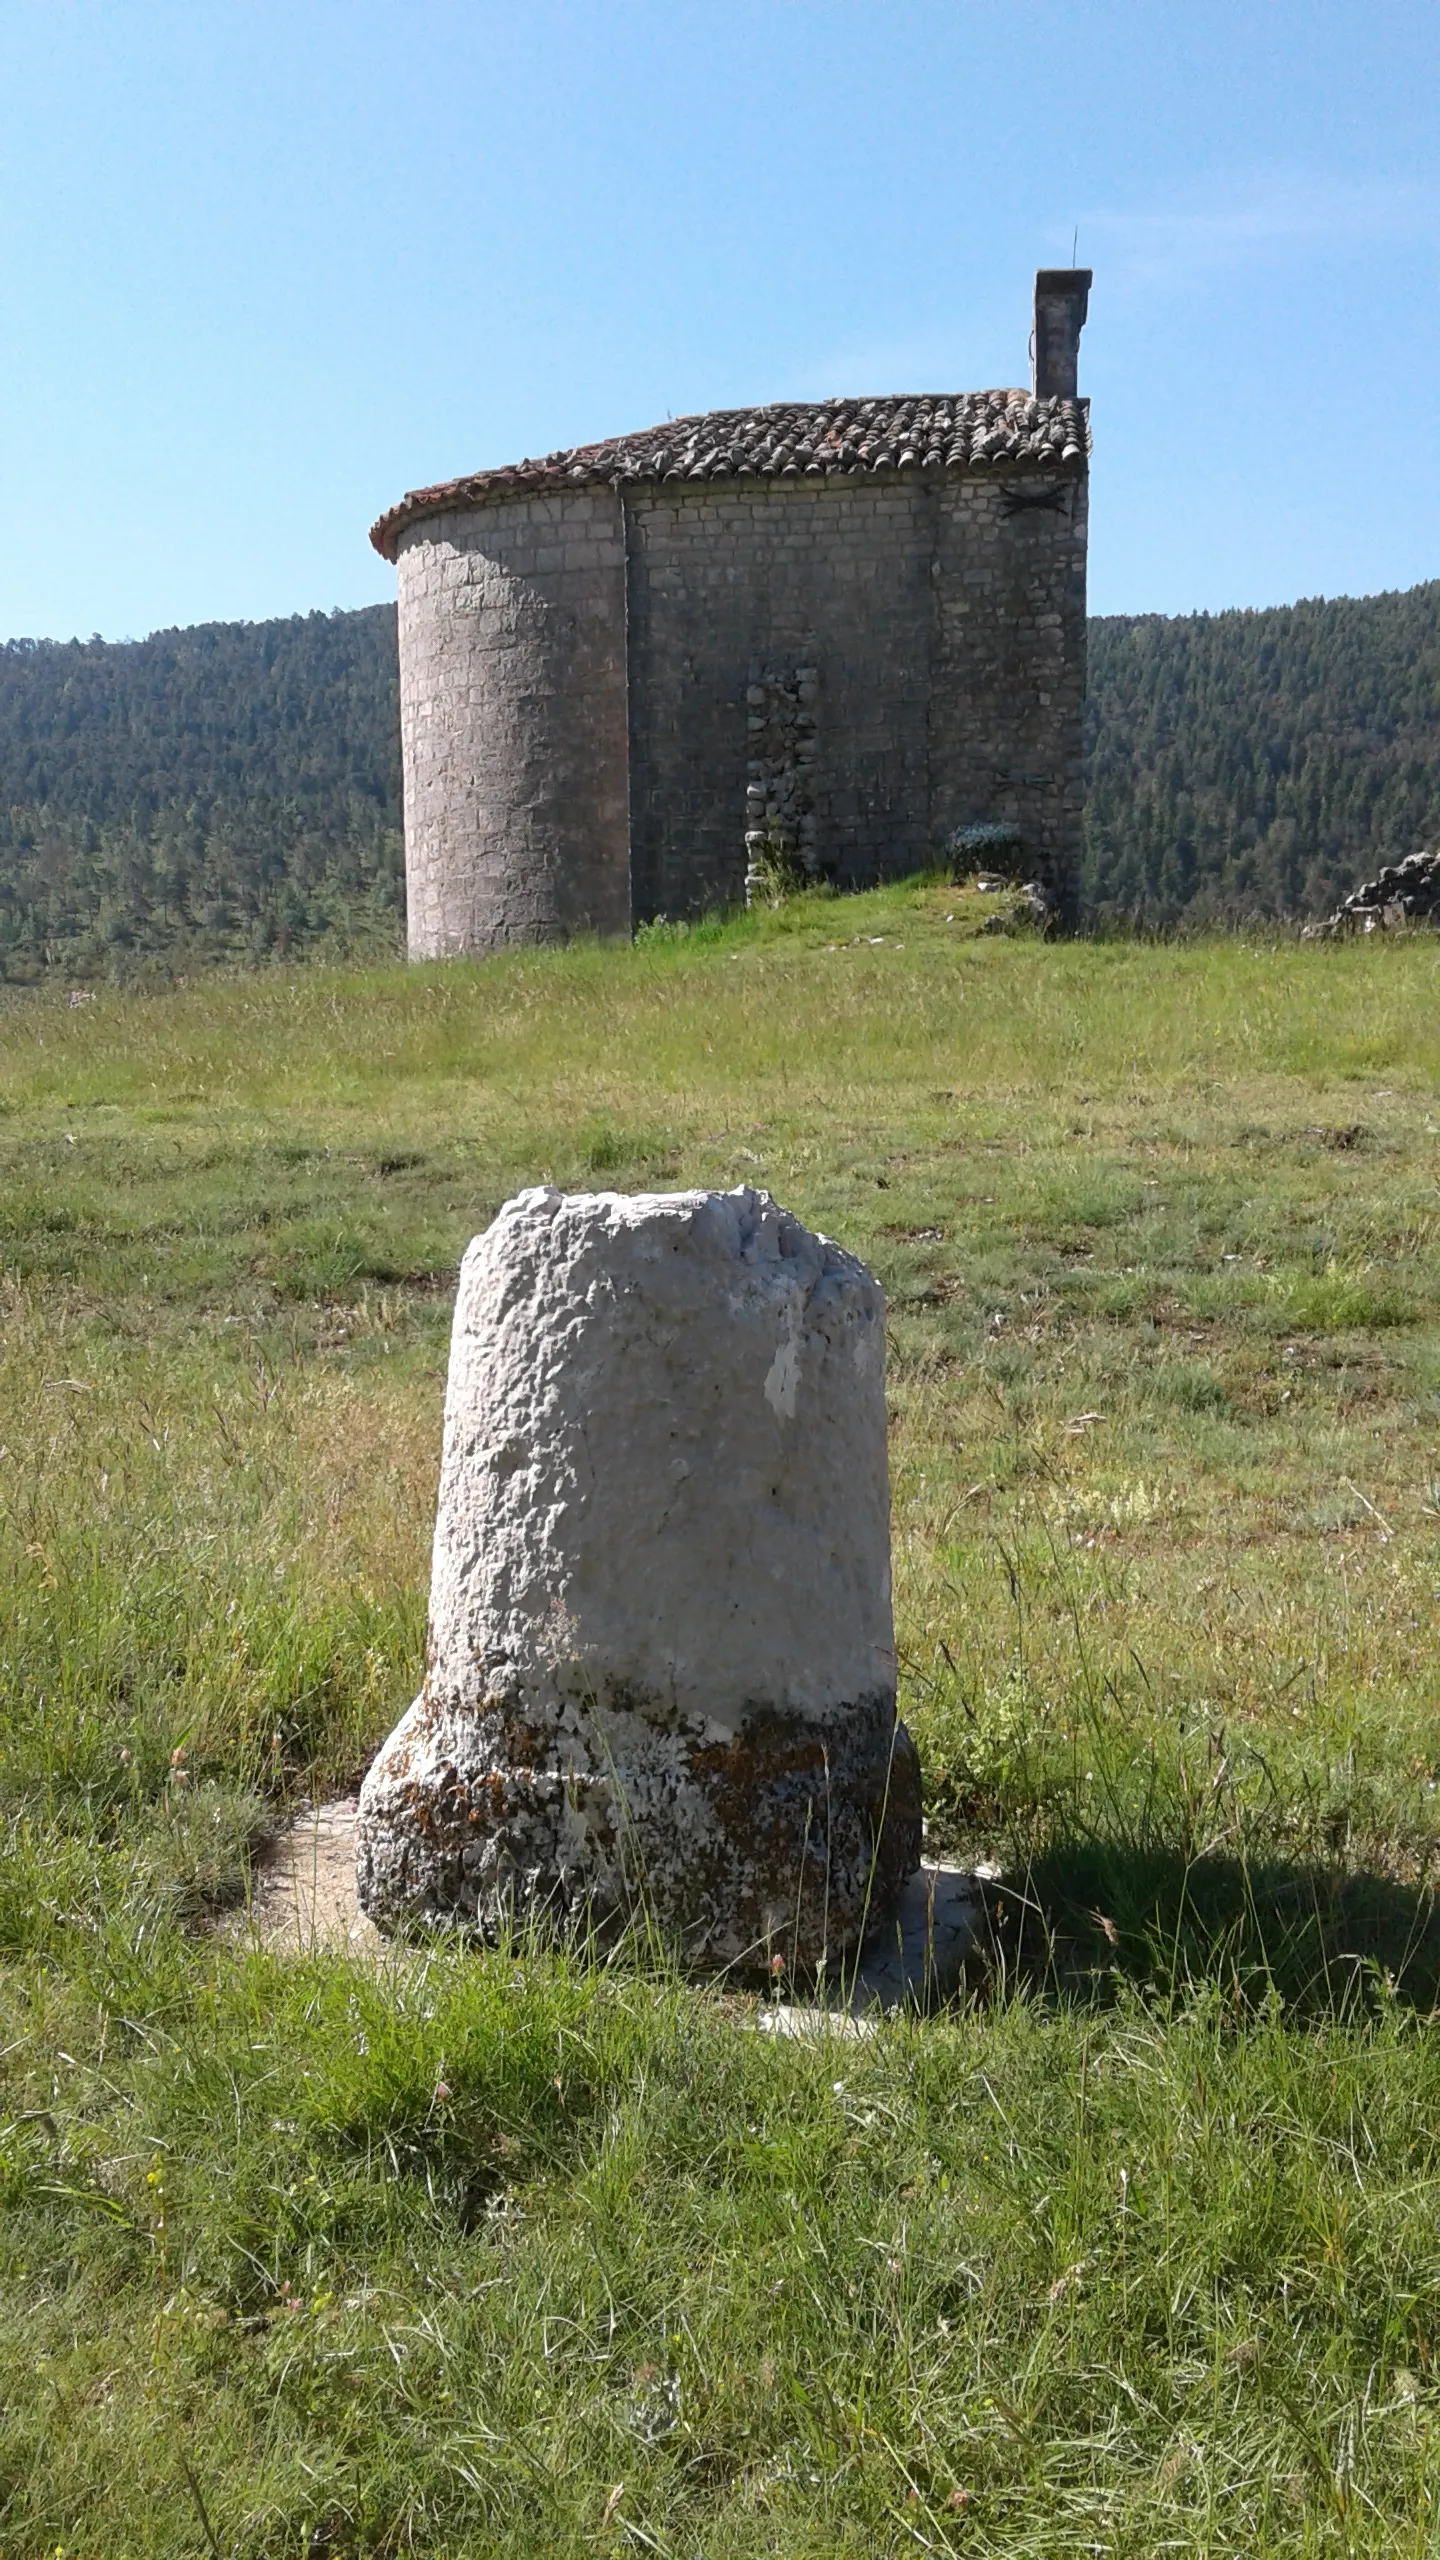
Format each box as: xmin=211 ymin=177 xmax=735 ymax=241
xmin=371 ymin=268 xmax=1092 ymax=951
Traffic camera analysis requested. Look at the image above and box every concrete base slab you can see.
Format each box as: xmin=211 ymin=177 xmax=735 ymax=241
xmin=227 ymin=1815 xmax=993 ymax=2026
xmin=756 ymin=1862 xmax=993 ymax=2035
xmin=852 ymin=1858 xmax=995 ymax=2008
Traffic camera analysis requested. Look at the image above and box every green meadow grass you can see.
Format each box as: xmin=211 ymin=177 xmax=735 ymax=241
xmin=5 ymin=879 xmax=1440 ymax=2553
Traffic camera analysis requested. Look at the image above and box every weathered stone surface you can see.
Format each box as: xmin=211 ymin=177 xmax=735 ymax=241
xmin=756 ymin=1862 xmax=996 ymax=2033
xmin=619 ymin=470 xmax=1088 ymax=925
xmin=1303 ymin=843 xmax=1440 ymax=938
xmin=395 ymin=489 xmax=631 ymax=959
xmin=356 ymin=1185 xmax=920 ymax=1971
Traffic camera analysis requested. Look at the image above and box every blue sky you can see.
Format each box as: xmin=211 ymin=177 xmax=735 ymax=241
xmin=3 ymin=0 xmax=1439 ymax=639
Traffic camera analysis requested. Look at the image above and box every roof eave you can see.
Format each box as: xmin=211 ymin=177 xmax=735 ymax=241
xmin=369 ymin=434 xmax=1090 ymax=563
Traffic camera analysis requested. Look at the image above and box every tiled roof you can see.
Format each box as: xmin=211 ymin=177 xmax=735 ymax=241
xmin=370 ymin=389 xmax=1089 ymax=558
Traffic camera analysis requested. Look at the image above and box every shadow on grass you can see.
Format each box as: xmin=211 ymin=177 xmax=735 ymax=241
xmin=987 ymin=1836 xmax=1440 ymax=2019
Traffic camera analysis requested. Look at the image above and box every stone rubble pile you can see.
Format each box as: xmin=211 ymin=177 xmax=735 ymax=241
xmin=744 ymin=667 xmax=821 ymax=903
xmin=1303 ymin=847 xmax=1440 ymax=938
xmin=945 ymin=823 xmax=1054 ymax=933
xmin=979 ymin=880 xmax=1053 ymax=934
xmin=357 ymin=1186 xmax=921 ymax=1975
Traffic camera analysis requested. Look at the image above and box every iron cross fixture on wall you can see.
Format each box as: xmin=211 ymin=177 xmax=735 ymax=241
xmin=999 ymin=482 xmax=1072 ymax=519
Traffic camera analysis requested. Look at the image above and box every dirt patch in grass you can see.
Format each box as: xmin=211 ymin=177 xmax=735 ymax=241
xmin=225 ymin=1796 xmax=383 ymax=1956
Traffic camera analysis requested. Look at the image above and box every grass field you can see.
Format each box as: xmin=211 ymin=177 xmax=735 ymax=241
xmin=5 ymin=879 xmax=1440 ymax=2555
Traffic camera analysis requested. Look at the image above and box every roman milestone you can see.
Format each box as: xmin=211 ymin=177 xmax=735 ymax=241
xmin=370 ymin=268 xmax=1092 ymax=953
xmin=356 ymin=1184 xmax=921 ymax=1970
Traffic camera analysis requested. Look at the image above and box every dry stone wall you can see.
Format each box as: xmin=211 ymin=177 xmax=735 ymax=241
xmin=744 ymin=665 xmax=820 ymax=900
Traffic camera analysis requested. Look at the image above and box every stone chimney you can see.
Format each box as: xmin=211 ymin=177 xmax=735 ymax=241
xmin=1033 ymin=268 xmax=1092 ymax=400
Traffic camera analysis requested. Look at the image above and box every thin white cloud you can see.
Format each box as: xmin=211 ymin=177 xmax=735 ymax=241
xmin=763 ymin=176 xmax=1440 ymax=399
xmin=1076 ymin=175 xmax=1440 ymax=292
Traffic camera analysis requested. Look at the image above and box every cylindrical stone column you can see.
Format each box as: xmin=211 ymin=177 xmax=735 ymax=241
xmin=356 ymin=1185 xmax=921 ymax=1972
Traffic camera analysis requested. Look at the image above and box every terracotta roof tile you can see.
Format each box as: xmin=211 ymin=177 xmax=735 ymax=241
xmin=370 ymin=389 xmax=1089 ymax=559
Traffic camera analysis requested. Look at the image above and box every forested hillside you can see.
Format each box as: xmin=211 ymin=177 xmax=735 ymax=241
xmin=0 ymin=609 xmax=401 ymax=980
xmin=2 ymin=578 xmax=1439 ymax=977
xmin=1083 ymin=581 xmax=1440 ymax=924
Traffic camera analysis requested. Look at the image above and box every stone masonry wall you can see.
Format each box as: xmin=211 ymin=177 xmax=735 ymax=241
xmin=393 ymin=466 xmax=1087 ymax=948
xmin=929 ymin=475 xmax=1089 ymax=922
xmin=625 ymin=480 xmax=934 ymax=919
xmin=622 ymin=471 xmax=1087 ymax=923
xmin=395 ymin=489 xmax=630 ymax=957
